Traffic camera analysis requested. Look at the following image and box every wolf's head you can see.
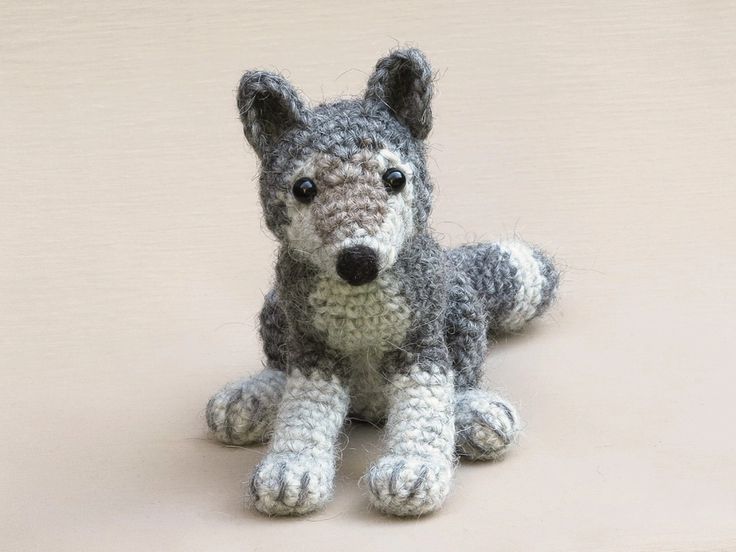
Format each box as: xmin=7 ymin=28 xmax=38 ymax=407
xmin=237 ymin=49 xmax=434 ymax=286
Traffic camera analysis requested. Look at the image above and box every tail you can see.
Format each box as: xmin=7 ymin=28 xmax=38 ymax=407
xmin=447 ymin=240 xmax=560 ymax=333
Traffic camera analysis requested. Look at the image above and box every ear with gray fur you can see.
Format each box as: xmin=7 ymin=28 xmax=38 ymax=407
xmin=364 ymin=48 xmax=434 ymax=140
xmin=237 ymin=71 xmax=309 ymax=159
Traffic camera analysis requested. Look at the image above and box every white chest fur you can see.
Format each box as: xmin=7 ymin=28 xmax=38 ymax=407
xmin=308 ymin=273 xmax=411 ymax=354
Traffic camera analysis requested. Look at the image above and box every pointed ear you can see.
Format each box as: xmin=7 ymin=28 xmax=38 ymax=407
xmin=237 ymin=71 xmax=309 ymax=159
xmin=364 ymin=48 xmax=434 ymax=140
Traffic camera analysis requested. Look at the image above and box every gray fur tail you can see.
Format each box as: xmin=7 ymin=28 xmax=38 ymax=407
xmin=447 ymin=240 xmax=559 ymax=333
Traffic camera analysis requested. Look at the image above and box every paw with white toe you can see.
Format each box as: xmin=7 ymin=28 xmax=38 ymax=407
xmin=206 ymin=369 xmax=285 ymax=446
xmin=367 ymin=455 xmax=453 ymax=517
xmin=250 ymin=453 xmax=335 ymax=516
xmin=455 ymin=389 xmax=520 ymax=461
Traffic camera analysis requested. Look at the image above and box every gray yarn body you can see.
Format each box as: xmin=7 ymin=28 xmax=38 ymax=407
xmin=207 ymin=49 xmax=560 ymax=517
xmin=261 ymin=239 xmax=557 ymax=404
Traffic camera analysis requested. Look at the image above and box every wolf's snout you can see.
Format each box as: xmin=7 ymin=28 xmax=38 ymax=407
xmin=336 ymin=245 xmax=379 ymax=286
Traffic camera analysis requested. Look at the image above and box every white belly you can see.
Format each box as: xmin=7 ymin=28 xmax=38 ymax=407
xmin=308 ymin=273 xmax=411 ymax=354
xmin=346 ymin=351 xmax=389 ymax=422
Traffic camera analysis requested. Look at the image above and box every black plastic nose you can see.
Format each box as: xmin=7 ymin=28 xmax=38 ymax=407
xmin=336 ymin=245 xmax=379 ymax=286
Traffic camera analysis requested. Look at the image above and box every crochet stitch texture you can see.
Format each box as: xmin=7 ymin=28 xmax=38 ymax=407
xmin=207 ymin=49 xmax=560 ymax=517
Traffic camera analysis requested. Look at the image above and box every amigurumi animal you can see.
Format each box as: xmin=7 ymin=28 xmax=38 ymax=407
xmin=207 ymin=49 xmax=559 ymax=517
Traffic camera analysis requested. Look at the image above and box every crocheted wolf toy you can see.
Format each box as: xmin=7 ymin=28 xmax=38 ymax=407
xmin=207 ymin=49 xmax=559 ymax=517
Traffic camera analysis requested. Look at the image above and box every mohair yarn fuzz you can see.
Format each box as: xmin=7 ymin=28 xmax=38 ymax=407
xmin=206 ymin=48 xmax=560 ymax=517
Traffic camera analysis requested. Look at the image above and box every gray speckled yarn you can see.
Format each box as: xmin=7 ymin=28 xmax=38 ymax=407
xmin=207 ymin=368 xmax=286 ymax=445
xmin=206 ymin=48 xmax=560 ymax=517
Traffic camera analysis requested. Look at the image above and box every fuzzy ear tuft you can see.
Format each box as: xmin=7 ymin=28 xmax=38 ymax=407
xmin=237 ymin=71 xmax=309 ymax=159
xmin=364 ymin=48 xmax=434 ymax=140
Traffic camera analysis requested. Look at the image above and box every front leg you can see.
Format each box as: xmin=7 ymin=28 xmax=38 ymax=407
xmin=250 ymin=363 xmax=349 ymax=516
xmin=367 ymin=360 xmax=456 ymax=516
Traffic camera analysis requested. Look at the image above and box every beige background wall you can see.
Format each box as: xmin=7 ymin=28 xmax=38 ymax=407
xmin=2 ymin=2 xmax=735 ymax=551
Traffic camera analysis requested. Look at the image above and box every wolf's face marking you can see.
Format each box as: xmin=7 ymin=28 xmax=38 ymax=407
xmin=279 ymin=148 xmax=416 ymax=280
xmin=236 ymin=66 xmax=433 ymax=285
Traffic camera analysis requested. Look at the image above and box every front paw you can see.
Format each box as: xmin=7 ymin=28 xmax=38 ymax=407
xmin=249 ymin=453 xmax=335 ymax=516
xmin=366 ymin=455 xmax=453 ymax=517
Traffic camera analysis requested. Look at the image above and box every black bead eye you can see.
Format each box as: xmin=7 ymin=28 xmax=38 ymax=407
xmin=382 ymin=168 xmax=406 ymax=193
xmin=292 ymin=177 xmax=317 ymax=203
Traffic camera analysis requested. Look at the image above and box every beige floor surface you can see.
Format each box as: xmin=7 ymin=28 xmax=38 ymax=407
xmin=2 ymin=2 xmax=736 ymax=551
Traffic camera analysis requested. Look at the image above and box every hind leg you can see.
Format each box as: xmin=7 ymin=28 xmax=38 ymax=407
xmin=206 ymin=289 xmax=288 ymax=445
xmin=206 ymin=368 xmax=286 ymax=445
xmin=447 ymin=269 xmax=521 ymax=460
xmin=455 ymin=388 xmax=520 ymax=461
